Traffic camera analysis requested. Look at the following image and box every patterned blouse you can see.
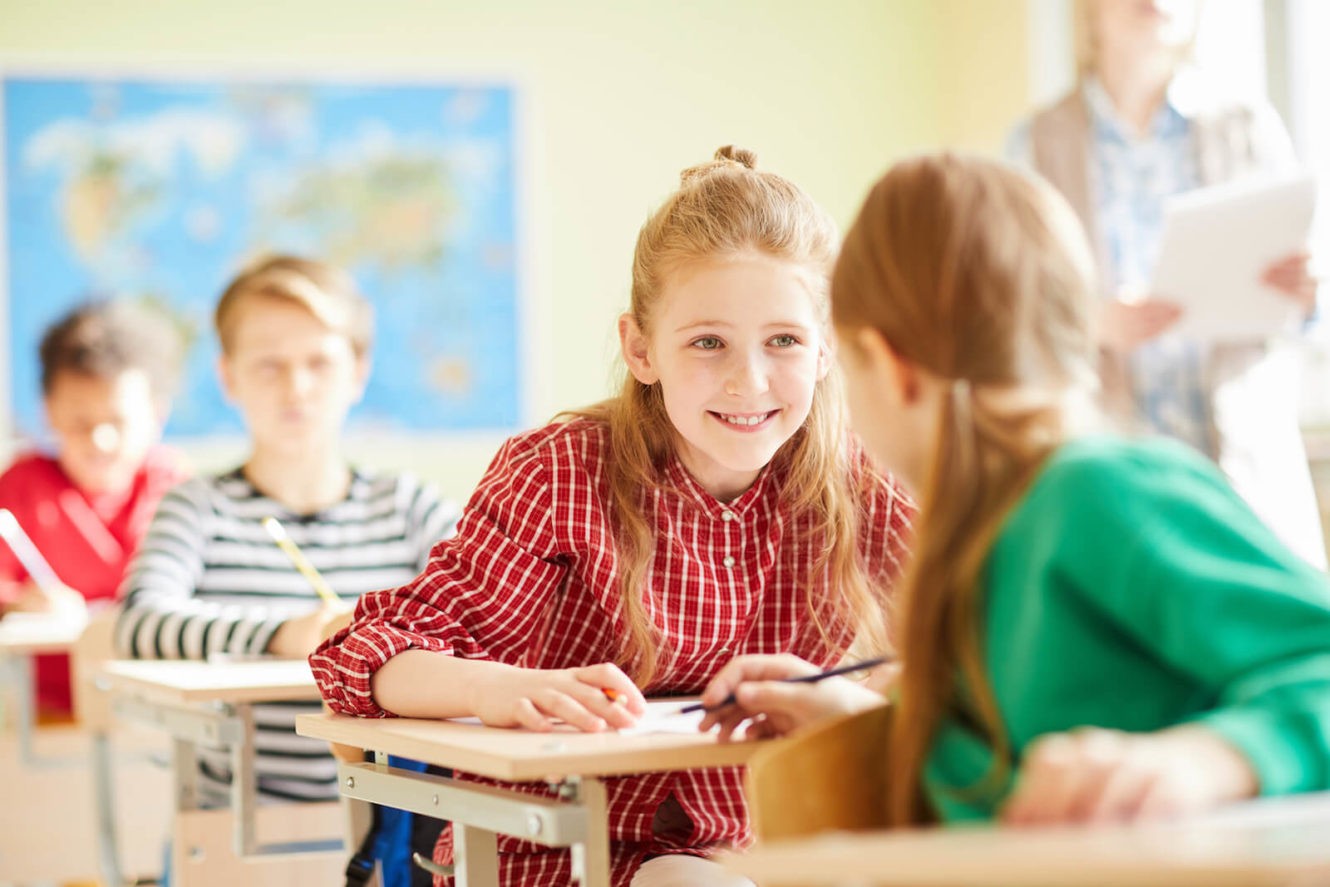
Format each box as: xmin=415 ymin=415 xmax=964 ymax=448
xmin=1010 ymin=74 xmax=1299 ymax=458
xmin=1083 ymin=76 xmax=1210 ymax=455
xmin=312 ymin=417 xmax=914 ymax=886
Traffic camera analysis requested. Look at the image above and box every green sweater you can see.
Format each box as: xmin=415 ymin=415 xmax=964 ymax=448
xmin=926 ymin=435 xmax=1330 ymax=822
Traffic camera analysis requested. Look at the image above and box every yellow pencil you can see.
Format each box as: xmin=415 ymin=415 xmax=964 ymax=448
xmin=261 ymin=516 xmax=341 ymax=607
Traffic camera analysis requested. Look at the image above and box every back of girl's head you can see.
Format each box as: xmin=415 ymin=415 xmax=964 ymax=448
xmin=834 ymin=153 xmax=1097 ymax=397
xmin=833 ymin=154 xmax=1099 ymax=825
xmin=214 ymin=254 xmax=372 ymax=357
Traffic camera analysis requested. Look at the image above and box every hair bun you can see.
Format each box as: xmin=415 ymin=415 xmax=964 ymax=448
xmin=679 ymin=145 xmax=759 ymax=185
xmin=714 ymin=145 xmax=757 ymax=168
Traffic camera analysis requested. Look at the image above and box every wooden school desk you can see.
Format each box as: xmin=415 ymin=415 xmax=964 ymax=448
xmin=720 ymin=790 xmax=1330 ymax=887
xmin=94 ymin=658 xmax=347 ymax=887
xmin=296 ymin=708 xmax=771 ymax=887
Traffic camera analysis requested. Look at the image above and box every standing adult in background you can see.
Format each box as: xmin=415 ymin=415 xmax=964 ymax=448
xmin=1009 ymin=0 xmax=1326 ymax=566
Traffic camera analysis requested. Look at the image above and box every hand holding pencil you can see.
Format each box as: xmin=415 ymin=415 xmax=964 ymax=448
xmin=263 ymin=516 xmax=351 ymax=658
xmin=0 ymin=508 xmax=85 ymax=620
xmin=697 ymin=653 xmax=892 ymax=743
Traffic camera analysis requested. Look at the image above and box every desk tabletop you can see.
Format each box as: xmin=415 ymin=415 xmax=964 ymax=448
xmin=721 ymin=791 xmax=1330 ymax=887
xmin=296 ymin=711 xmax=770 ymax=782
xmin=99 ymin=659 xmax=318 ymax=705
xmin=0 ymin=613 xmax=87 ymax=654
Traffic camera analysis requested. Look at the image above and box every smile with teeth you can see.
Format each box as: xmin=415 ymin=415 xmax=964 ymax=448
xmin=713 ymin=410 xmax=777 ymax=427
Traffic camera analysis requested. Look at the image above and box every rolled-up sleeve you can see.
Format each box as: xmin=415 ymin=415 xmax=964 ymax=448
xmin=310 ymin=435 xmax=568 ymax=716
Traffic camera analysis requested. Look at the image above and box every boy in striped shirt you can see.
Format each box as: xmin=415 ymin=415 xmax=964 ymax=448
xmin=116 ymin=256 xmax=458 ymax=806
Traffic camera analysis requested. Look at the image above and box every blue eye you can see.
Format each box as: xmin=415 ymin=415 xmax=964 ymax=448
xmin=691 ymin=336 xmax=723 ymax=350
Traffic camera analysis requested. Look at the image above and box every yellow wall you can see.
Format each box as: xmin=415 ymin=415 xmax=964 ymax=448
xmin=0 ymin=0 xmax=1033 ymax=501
xmin=930 ymin=0 xmax=1033 ymax=153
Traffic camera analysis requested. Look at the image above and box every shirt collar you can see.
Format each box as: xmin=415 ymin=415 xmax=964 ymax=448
xmin=1082 ymin=74 xmax=1191 ymax=143
xmin=222 ymin=464 xmax=369 ymax=514
xmin=663 ymin=452 xmax=775 ymax=519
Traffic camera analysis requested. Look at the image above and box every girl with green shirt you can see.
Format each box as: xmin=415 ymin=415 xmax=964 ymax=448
xmin=698 ymin=153 xmax=1330 ymax=826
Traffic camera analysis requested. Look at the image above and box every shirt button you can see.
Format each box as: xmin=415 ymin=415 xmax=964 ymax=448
xmin=722 ymin=555 xmax=736 ymax=568
xmin=721 ymin=510 xmax=736 ymax=522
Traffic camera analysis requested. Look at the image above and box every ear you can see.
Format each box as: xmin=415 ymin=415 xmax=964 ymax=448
xmin=618 ymin=313 xmax=658 ymax=385
xmin=216 ymin=354 xmax=237 ymax=405
xmin=350 ymin=353 xmax=371 ymax=404
xmin=815 ymin=333 xmax=834 ymax=382
xmin=852 ymin=327 xmax=924 ymax=405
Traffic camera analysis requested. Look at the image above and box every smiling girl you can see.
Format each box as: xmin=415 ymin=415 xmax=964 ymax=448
xmin=311 ymin=146 xmax=914 ymax=887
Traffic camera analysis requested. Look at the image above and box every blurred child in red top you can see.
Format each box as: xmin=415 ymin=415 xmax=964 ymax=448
xmin=0 ymin=300 xmax=186 ymax=718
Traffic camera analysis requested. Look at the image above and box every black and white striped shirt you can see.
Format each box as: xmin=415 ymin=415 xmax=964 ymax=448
xmin=115 ymin=466 xmax=458 ymax=802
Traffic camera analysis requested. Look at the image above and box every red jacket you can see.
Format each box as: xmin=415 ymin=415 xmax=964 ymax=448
xmin=0 ymin=448 xmax=186 ymax=715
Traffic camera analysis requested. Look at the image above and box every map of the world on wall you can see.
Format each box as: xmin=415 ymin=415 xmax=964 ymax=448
xmin=2 ymin=74 xmax=523 ymax=439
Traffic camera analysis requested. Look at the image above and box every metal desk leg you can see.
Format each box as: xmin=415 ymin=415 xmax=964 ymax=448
xmin=174 ymin=735 xmax=200 ymax=812
xmin=91 ymin=728 xmax=127 ymax=887
xmin=11 ymin=655 xmax=35 ymax=760
xmin=230 ymin=703 xmax=257 ymax=856
xmin=567 ymin=777 xmax=610 ymax=887
xmin=6 ymin=655 xmax=80 ymax=767
xmin=454 ymin=822 xmax=500 ymax=887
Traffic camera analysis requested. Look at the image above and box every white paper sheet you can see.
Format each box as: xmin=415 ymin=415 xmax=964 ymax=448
xmin=1150 ymin=171 xmax=1317 ymax=342
xmin=441 ymin=699 xmax=709 ymax=735
xmin=616 ymin=700 xmax=707 ymax=736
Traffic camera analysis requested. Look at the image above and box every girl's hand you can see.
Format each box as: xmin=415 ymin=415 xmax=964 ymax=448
xmin=471 ymin=662 xmax=647 ymax=733
xmin=1000 ymin=725 xmax=1259 ymax=826
xmin=1098 ymin=296 xmax=1183 ymax=353
xmin=697 ymin=653 xmax=885 ymax=742
xmin=1263 ymin=250 xmax=1319 ymax=318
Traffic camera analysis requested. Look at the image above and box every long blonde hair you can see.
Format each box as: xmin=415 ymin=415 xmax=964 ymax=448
xmin=832 ymin=154 xmax=1099 ymax=824
xmin=569 ymin=145 xmax=889 ymax=688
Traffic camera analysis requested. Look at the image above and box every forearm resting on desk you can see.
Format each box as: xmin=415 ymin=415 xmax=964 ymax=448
xmin=320 ymin=649 xmax=486 ymax=765
xmin=371 ymin=649 xmax=503 ymax=718
xmin=371 ymin=650 xmax=646 ymax=732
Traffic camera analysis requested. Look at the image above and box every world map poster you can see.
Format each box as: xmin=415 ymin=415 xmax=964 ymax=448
xmin=2 ymin=73 xmax=523 ymax=440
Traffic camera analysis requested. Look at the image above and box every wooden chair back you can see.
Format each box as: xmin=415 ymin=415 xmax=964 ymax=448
xmin=745 ymin=704 xmax=893 ymax=842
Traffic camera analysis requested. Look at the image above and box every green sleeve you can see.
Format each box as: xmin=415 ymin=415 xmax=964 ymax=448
xmin=1058 ymin=448 xmax=1330 ymax=795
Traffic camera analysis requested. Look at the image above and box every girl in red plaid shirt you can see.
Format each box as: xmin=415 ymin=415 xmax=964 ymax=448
xmin=312 ymin=145 xmax=915 ymax=886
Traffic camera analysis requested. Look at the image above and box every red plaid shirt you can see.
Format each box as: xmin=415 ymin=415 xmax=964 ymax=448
xmin=312 ymin=418 xmax=913 ymax=886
